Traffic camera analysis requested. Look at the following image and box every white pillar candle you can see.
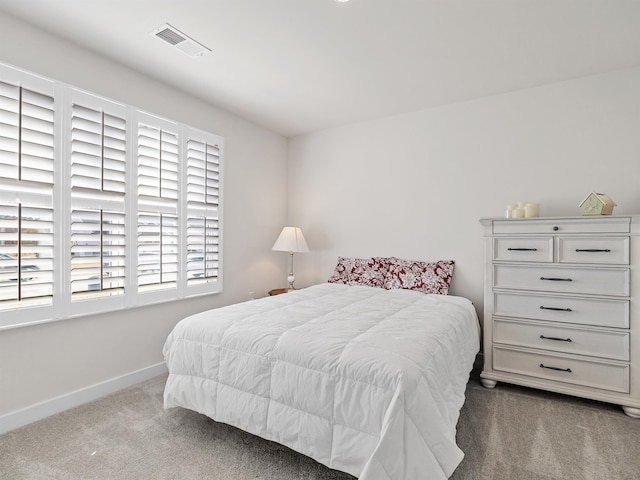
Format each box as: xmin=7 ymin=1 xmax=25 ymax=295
xmin=512 ymin=207 xmax=525 ymax=218
xmin=505 ymin=205 xmax=515 ymax=218
xmin=525 ymin=203 xmax=539 ymax=218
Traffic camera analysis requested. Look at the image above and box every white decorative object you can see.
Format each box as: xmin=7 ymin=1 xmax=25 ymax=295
xmin=505 ymin=204 xmax=516 ymax=218
xmin=524 ymin=203 xmax=539 ymax=218
xmin=512 ymin=207 xmax=525 ymax=218
xmin=506 ymin=202 xmax=539 ymax=219
xmin=272 ymin=226 xmax=309 ymax=291
xmin=480 ymin=215 xmax=640 ymax=418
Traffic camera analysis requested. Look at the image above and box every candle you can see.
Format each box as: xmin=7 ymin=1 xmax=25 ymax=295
xmin=505 ymin=204 xmax=515 ymax=218
xmin=525 ymin=203 xmax=539 ymax=218
xmin=512 ymin=207 xmax=525 ymax=218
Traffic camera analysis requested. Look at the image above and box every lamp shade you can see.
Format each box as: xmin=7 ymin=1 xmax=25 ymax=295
xmin=272 ymin=227 xmax=309 ymax=253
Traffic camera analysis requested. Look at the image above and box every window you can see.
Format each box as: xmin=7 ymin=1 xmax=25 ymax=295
xmin=70 ymin=209 xmax=126 ymax=299
xmin=0 ymin=70 xmax=55 ymax=312
xmin=137 ymin=212 xmax=178 ymax=291
xmin=0 ymin=205 xmax=54 ymax=306
xmin=136 ymin=115 xmax=179 ymax=294
xmin=0 ymin=62 xmax=223 ymax=328
xmin=69 ymin=92 xmax=127 ymax=303
xmin=186 ymin=138 xmax=221 ymax=285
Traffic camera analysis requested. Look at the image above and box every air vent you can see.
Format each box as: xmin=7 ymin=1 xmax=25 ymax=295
xmin=150 ymin=23 xmax=211 ymax=58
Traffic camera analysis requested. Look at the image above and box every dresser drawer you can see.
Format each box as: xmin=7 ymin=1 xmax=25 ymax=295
xmin=493 ymin=318 xmax=630 ymax=361
xmin=493 ymin=264 xmax=629 ymax=296
xmin=494 ymin=292 xmax=629 ymax=328
xmin=557 ymin=237 xmax=629 ymax=265
xmin=493 ymin=346 xmax=629 ymax=393
xmin=493 ymin=237 xmax=553 ymax=262
xmin=492 ymin=217 xmax=631 ymax=235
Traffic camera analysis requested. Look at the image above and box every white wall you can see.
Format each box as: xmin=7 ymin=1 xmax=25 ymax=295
xmin=0 ymin=14 xmax=288 ymax=418
xmin=288 ymin=67 xmax=640 ymax=321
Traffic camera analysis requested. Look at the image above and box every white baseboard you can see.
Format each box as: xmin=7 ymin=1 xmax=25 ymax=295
xmin=0 ymin=362 xmax=167 ymax=435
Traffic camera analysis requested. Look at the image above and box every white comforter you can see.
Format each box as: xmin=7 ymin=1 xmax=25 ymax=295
xmin=163 ymin=283 xmax=480 ymax=479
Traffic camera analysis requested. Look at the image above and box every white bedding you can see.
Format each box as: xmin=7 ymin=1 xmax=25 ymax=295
xmin=163 ymin=283 xmax=480 ymax=479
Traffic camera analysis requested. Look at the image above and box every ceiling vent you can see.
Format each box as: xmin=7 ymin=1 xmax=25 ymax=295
xmin=150 ymin=23 xmax=211 ymax=58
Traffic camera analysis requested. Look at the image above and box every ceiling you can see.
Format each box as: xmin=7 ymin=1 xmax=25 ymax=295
xmin=2 ymin=0 xmax=640 ymax=137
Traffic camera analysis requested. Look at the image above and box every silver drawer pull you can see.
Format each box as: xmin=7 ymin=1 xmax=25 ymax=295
xmin=575 ymin=248 xmax=611 ymax=253
xmin=540 ymin=363 xmax=572 ymax=373
xmin=540 ymin=334 xmax=572 ymax=342
xmin=507 ymin=248 xmax=538 ymax=251
xmin=540 ymin=276 xmax=573 ymax=282
xmin=539 ymin=306 xmax=572 ymax=312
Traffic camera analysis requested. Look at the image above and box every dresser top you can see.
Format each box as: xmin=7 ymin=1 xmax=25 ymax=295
xmin=480 ymin=214 xmax=640 ymax=223
xmin=480 ymin=215 xmax=640 ymax=235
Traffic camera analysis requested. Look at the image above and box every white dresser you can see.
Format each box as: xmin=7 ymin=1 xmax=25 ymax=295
xmin=480 ymin=215 xmax=640 ymax=418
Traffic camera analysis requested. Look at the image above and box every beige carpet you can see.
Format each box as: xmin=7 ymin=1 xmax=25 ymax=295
xmin=453 ymin=374 xmax=640 ymax=480
xmin=1 ymin=365 xmax=639 ymax=479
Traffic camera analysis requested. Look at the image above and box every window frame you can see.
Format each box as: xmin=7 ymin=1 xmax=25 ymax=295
xmin=0 ymin=62 xmax=224 ymax=329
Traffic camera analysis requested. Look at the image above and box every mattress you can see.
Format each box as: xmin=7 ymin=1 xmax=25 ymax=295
xmin=163 ymin=283 xmax=480 ymax=479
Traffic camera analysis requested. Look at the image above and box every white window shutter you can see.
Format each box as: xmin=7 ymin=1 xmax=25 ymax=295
xmin=0 ymin=63 xmax=224 ymax=325
xmin=71 ymin=103 xmax=126 ymax=194
xmin=137 ymin=212 xmax=178 ymax=291
xmin=0 ymin=81 xmax=55 ymax=184
xmin=137 ymin=124 xmax=179 ymax=200
xmin=187 ymin=138 xmax=219 ymax=206
xmin=69 ymin=93 xmax=127 ymax=303
xmin=0 ymin=204 xmax=54 ymax=305
xmin=0 ymin=76 xmax=55 ymax=312
xmin=136 ymin=117 xmax=180 ymax=294
xmin=186 ymin=135 xmax=221 ymax=286
xmin=70 ymin=209 xmax=125 ymax=299
xmin=186 ymin=216 xmax=219 ymax=284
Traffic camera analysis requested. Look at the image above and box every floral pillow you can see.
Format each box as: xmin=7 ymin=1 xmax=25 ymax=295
xmin=327 ymin=256 xmax=390 ymax=288
xmin=383 ymin=258 xmax=455 ymax=295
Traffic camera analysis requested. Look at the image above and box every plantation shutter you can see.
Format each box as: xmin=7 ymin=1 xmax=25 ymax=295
xmin=70 ymin=95 xmax=126 ymax=300
xmin=137 ymin=213 xmax=178 ymax=290
xmin=0 ymin=205 xmax=54 ymax=305
xmin=137 ymin=124 xmax=179 ymax=199
xmin=70 ymin=210 xmax=125 ymax=298
xmin=0 ymin=77 xmax=55 ymax=310
xmin=186 ymin=138 xmax=220 ymax=206
xmin=186 ymin=136 xmax=220 ymax=285
xmin=0 ymin=81 xmax=55 ymax=183
xmin=186 ymin=216 xmax=219 ymax=282
xmin=0 ymin=63 xmax=225 ymax=326
xmin=71 ymin=103 xmax=126 ymax=193
xmin=136 ymin=119 xmax=179 ymax=291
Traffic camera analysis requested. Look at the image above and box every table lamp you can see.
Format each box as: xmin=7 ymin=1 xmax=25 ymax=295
xmin=272 ymin=226 xmax=309 ymax=291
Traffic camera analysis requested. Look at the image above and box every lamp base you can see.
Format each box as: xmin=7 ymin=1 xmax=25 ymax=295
xmin=287 ymin=274 xmax=296 ymax=292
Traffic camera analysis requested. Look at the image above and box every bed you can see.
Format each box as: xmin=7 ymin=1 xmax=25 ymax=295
xmin=163 ymin=258 xmax=480 ymax=480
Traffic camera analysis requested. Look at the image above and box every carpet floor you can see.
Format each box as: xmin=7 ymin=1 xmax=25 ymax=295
xmin=2 ymin=366 xmax=639 ymax=479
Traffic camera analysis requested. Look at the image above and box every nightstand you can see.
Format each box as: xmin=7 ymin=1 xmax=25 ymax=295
xmin=268 ymin=288 xmax=287 ymax=296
